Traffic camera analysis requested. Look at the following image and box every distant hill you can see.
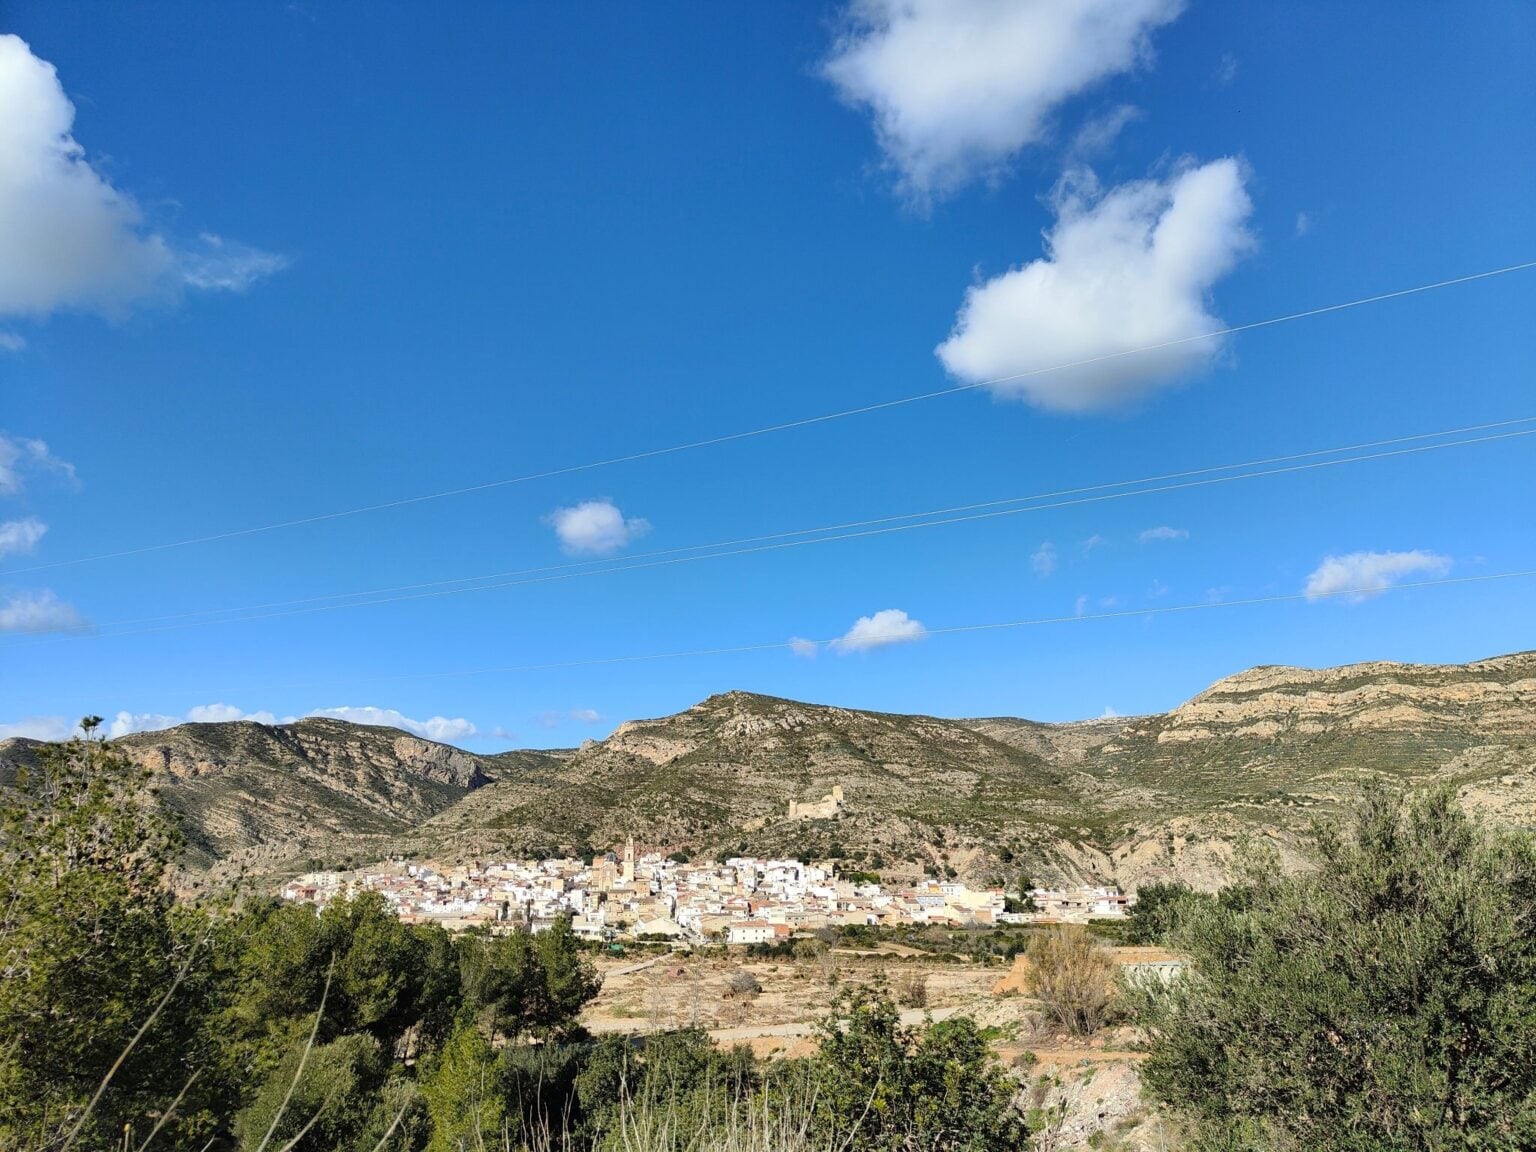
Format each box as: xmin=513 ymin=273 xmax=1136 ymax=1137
xmin=4 ymin=652 xmax=1533 ymax=892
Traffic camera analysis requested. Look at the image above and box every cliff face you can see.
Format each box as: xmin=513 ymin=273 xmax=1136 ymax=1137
xmin=1151 ymin=653 xmax=1536 ymax=744
xmin=5 ymin=652 xmax=1533 ymax=893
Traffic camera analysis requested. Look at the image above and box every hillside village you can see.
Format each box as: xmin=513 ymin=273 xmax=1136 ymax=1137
xmin=280 ymin=836 xmax=1130 ymax=943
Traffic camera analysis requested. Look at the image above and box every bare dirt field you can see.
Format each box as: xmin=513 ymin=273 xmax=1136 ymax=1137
xmin=581 ymin=943 xmax=1172 ymax=1148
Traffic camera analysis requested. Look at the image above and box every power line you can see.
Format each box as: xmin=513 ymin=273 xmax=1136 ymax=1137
xmin=193 ymin=568 xmax=1536 ymax=695
xmin=50 ymin=413 xmax=1536 ymax=633
xmin=14 ymin=420 xmax=1532 ymax=646
xmin=4 ymin=258 xmax=1533 ymax=579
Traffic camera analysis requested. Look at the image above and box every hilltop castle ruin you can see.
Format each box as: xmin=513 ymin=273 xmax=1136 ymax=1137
xmin=788 ymin=784 xmax=844 ymax=821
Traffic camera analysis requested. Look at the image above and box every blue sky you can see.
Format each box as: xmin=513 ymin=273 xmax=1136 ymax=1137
xmin=2 ymin=2 xmax=1534 ymax=748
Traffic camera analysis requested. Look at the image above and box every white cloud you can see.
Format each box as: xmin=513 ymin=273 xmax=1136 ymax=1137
xmin=1139 ymin=525 xmax=1188 ymax=543
xmin=0 ymin=517 xmax=46 ymax=557
xmin=1031 ymin=540 xmax=1058 ymax=577
xmin=570 ymin=709 xmax=602 ymax=725
xmin=1294 ymin=211 xmax=1311 ymax=237
xmin=1074 ymin=594 xmax=1090 ymax=616
xmin=824 ymin=0 xmax=1185 ymax=200
xmin=1303 ymin=550 xmax=1451 ymax=604
xmin=936 ymin=157 xmax=1255 ymax=412
xmin=108 ymin=710 xmax=182 ymax=738
xmin=185 ymin=702 xmax=279 ymax=725
xmin=1213 ymin=52 xmax=1238 ymax=86
xmin=0 ymin=35 xmax=283 ymax=319
xmin=0 ymin=588 xmax=84 ymax=633
xmin=1099 ymin=706 xmax=1121 ymax=719
xmin=828 ymin=608 xmax=927 ymax=653
xmin=788 ymin=636 xmax=820 ymax=658
xmin=25 ymin=703 xmax=479 ymax=743
xmin=306 ymin=706 xmax=477 ymax=743
xmin=0 ymin=331 xmax=24 ymax=352
xmin=0 ymin=432 xmax=75 ymax=495
xmin=545 ymin=499 xmax=650 ymax=556
xmin=1081 ymin=533 xmax=1108 ymax=555
xmin=0 ymin=714 xmax=75 ymax=741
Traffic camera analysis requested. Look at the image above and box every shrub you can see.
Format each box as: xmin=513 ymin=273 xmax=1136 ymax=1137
xmin=1022 ymin=927 xmax=1116 ymax=1037
xmin=726 ymin=970 xmax=763 ymax=998
xmin=1131 ymin=786 xmax=1536 ymax=1150
xmin=1123 ymin=881 xmax=1205 ymax=945
xmin=895 ymin=970 xmax=928 ymax=1008
xmin=811 ymin=985 xmax=1025 ymax=1150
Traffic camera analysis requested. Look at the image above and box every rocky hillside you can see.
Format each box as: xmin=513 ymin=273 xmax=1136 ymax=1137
xmin=0 ymin=718 xmax=524 ymax=883
xmin=4 ymin=651 xmax=1532 ymax=892
xmin=418 ymin=651 xmax=1536 ymax=890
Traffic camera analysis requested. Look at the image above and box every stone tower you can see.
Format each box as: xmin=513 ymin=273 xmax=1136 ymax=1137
xmin=621 ymin=835 xmax=635 ymax=884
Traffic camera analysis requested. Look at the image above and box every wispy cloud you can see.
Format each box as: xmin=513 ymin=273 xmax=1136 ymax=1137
xmin=0 ymin=432 xmax=76 ymax=495
xmin=1080 ymin=534 xmax=1109 ymax=556
xmin=0 ymin=588 xmax=84 ymax=633
xmin=1304 ymin=550 xmax=1451 ymax=603
xmin=789 ymin=636 xmax=820 ymax=659
xmin=178 ymin=233 xmax=290 ymax=292
xmin=1031 ymin=540 xmax=1058 ymax=578
xmin=1070 ymin=103 xmax=1143 ymax=159
xmin=0 ymin=517 xmax=46 ymax=558
xmin=936 ymin=158 xmax=1254 ymax=412
xmin=823 ymin=0 xmax=1185 ymax=202
xmin=1139 ymin=525 xmax=1189 ymax=543
xmin=0 ymin=35 xmax=284 ymax=320
xmin=545 ymin=499 xmax=650 ymax=556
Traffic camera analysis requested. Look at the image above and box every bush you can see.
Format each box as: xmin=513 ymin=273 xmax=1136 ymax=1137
xmin=1124 ymin=881 xmax=1206 ymax=945
xmin=1022 ymin=927 xmax=1116 ymax=1037
xmin=811 ymin=985 xmax=1025 ymax=1150
xmin=1131 ymin=786 xmax=1536 ymax=1150
xmin=726 ymin=970 xmax=763 ymax=998
xmin=895 ymin=970 xmax=928 ymax=1008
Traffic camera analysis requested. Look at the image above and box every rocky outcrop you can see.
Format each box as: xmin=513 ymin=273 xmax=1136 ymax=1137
xmin=1152 ymin=653 xmax=1536 ymax=744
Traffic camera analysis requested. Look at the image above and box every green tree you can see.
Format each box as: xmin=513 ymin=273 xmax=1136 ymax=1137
xmin=0 ymin=729 xmax=225 ymax=1149
xmin=232 ymin=1032 xmax=390 ymax=1151
xmin=230 ymin=891 xmax=453 ymax=1054
xmin=419 ymin=1020 xmax=503 ymax=1152
xmin=1124 ymin=881 xmax=1205 ymax=945
xmin=458 ymin=918 xmax=598 ymax=1041
xmin=1132 ymin=786 xmax=1536 ymax=1151
xmin=811 ymin=985 xmax=1024 ymax=1151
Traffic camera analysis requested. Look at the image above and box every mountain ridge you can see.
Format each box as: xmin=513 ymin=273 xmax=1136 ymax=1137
xmin=3 ymin=650 xmax=1532 ymax=891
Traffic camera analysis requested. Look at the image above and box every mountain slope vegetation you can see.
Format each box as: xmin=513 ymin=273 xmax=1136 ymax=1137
xmin=3 ymin=652 xmax=1532 ymax=891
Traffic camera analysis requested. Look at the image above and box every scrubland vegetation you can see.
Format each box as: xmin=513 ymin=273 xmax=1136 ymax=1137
xmin=4 ymin=730 xmax=1535 ymax=1150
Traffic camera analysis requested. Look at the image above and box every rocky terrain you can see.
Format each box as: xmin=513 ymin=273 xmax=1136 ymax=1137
xmin=4 ymin=651 xmax=1532 ymax=892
